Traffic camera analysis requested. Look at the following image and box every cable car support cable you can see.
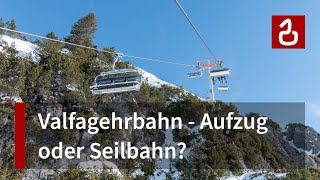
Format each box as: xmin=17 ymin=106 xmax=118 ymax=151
xmin=174 ymin=0 xmax=216 ymax=58
xmin=0 ymin=27 xmax=195 ymax=67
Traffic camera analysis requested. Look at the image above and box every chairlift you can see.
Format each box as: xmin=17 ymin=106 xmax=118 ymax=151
xmin=209 ymin=68 xmax=230 ymax=78
xmin=187 ymin=71 xmax=202 ymax=78
xmin=187 ymin=62 xmax=203 ymax=78
xmin=218 ymin=85 xmax=229 ymax=91
xmin=90 ymin=53 xmax=142 ymax=95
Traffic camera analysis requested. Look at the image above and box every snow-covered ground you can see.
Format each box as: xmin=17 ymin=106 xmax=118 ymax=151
xmin=138 ymin=67 xmax=174 ymax=88
xmin=0 ymin=95 xmax=22 ymax=102
xmin=0 ymin=35 xmax=39 ymax=102
xmin=151 ymin=127 xmax=180 ymax=179
xmin=224 ymin=171 xmax=286 ymax=180
xmin=66 ymin=83 xmax=79 ymax=91
xmin=0 ymin=35 xmax=39 ymax=62
xmin=286 ymin=139 xmax=319 ymax=156
xmin=77 ymin=160 xmax=122 ymax=177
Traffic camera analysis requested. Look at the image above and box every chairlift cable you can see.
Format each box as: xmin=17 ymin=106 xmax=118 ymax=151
xmin=0 ymin=27 xmax=195 ymax=67
xmin=174 ymin=0 xmax=216 ymax=58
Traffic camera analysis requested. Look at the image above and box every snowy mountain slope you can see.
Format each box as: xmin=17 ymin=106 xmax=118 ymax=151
xmin=0 ymin=35 xmax=39 ymax=62
xmin=138 ymin=67 xmax=175 ymax=88
xmin=0 ymin=35 xmax=174 ymax=88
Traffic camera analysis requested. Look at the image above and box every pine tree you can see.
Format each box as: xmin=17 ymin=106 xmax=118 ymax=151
xmin=97 ymin=47 xmax=116 ymax=68
xmin=23 ymin=64 xmax=51 ymax=102
xmin=38 ymin=32 xmax=66 ymax=98
xmin=40 ymin=32 xmax=64 ymax=71
xmin=64 ymin=12 xmax=97 ymax=48
xmin=0 ymin=53 xmax=10 ymax=94
xmin=0 ymin=46 xmax=27 ymax=96
xmin=0 ymin=18 xmax=5 ymax=34
xmin=5 ymin=20 xmax=19 ymax=38
xmin=63 ymin=13 xmax=103 ymax=95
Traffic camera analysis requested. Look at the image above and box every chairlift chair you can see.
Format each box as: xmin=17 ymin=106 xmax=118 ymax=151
xmin=187 ymin=63 xmax=203 ymax=78
xmin=187 ymin=71 xmax=202 ymax=78
xmin=209 ymin=68 xmax=230 ymax=78
xmin=89 ymin=53 xmax=143 ymax=95
xmin=218 ymin=85 xmax=229 ymax=92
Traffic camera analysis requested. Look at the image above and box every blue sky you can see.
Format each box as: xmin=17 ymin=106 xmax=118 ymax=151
xmin=1 ymin=0 xmax=319 ymax=132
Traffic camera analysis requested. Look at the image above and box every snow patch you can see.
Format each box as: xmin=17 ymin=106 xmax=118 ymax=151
xmin=23 ymin=169 xmax=55 ymax=180
xmin=0 ymin=95 xmax=22 ymax=102
xmin=223 ymin=171 xmax=286 ymax=180
xmin=66 ymin=84 xmax=79 ymax=91
xmin=0 ymin=35 xmax=39 ymax=62
xmin=61 ymin=48 xmax=70 ymax=54
xmin=77 ymin=160 xmax=122 ymax=177
xmin=132 ymin=168 xmax=144 ymax=178
xmin=138 ymin=68 xmax=174 ymax=88
xmin=152 ymin=125 xmax=182 ymax=179
xmin=287 ymin=139 xmax=315 ymax=156
xmin=139 ymin=67 xmax=206 ymax=102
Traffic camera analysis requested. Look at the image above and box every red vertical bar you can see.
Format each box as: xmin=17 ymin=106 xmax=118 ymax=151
xmin=15 ymin=102 xmax=25 ymax=169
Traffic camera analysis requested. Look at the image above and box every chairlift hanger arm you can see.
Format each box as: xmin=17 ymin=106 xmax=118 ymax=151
xmin=111 ymin=53 xmax=123 ymax=70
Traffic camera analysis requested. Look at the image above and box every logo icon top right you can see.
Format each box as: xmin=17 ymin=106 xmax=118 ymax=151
xmin=272 ymin=15 xmax=305 ymax=49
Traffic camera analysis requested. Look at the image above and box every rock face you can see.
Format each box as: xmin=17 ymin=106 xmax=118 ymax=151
xmin=257 ymin=122 xmax=318 ymax=168
xmin=286 ymin=123 xmax=320 ymax=156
